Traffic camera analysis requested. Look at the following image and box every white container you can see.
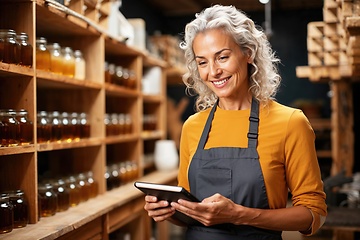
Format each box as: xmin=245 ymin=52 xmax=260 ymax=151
xmin=154 ymin=140 xmax=179 ymax=171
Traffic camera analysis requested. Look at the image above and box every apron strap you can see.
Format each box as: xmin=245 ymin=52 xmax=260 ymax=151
xmin=196 ymin=98 xmax=260 ymax=150
xmin=248 ymin=98 xmax=259 ymax=148
xmin=197 ymin=99 xmax=218 ymax=150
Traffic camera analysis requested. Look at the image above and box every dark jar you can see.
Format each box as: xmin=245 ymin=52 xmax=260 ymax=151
xmin=0 ymin=195 xmax=14 ymax=234
xmin=52 ymin=179 xmax=70 ymax=212
xmin=37 ymin=111 xmax=52 ymax=143
xmin=14 ymin=109 xmax=33 ymax=145
xmin=3 ymin=190 xmax=28 ymax=228
xmin=0 ymin=29 xmax=20 ymax=64
xmin=38 ymin=183 xmax=57 ymax=217
xmin=16 ymin=32 xmax=33 ymax=67
xmin=0 ymin=109 xmax=20 ymax=147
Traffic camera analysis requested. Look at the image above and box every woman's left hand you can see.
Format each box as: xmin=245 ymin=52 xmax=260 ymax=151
xmin=170 ymin=193 xmax=241 ymax=226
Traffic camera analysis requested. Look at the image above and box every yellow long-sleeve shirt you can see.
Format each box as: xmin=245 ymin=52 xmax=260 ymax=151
xmin=178 ymin=100 xmax=327 ymax=235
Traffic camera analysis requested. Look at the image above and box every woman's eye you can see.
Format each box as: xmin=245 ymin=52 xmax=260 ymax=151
xmin=197 ymin=61 xmax=207 ymax=66
xmin=218 ymin=56 xmax=229 ymax=62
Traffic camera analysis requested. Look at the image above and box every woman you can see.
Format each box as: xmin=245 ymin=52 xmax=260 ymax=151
xmin=144 ymin=4 xmax=327 ymax=239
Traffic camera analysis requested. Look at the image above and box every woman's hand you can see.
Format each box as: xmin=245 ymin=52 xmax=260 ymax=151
xmin=144 ymin=195 xmax=176 ymax=222
xmin=171 ymin=193 xmax=241 ymax=226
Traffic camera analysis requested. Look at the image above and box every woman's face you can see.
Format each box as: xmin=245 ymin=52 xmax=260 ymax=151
xmin=193 ymin=28 xmax=251 ymax=103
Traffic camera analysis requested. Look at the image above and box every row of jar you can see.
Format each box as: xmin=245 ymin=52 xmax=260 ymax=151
xmin=143 ymin=114 xmax=157 ymax=132
xmin=0 ymin=190 xmax=28 ymax=234
xmin=0 ymin=109 xmax=33 ymax=147
xmin=37 ymin=111 xmax=91 ymax=144
xmin=105 ymin=62 xmax=137 ymax=90
xmin=38 ymin=171 xmax=98 ymax=219
xmin=36 ymin=37 xmax=86 ymax=80
xmin=105 ymin=161 xmax=139 ymax=191
xmin=0 ymin=29 xmax=32 ymax=67
xmin=105 ymin=113 xmax=133 ymax=136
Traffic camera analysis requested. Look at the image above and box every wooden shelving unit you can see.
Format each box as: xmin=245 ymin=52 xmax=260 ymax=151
xmin=0 ymin=0 xmax=174 ymax=239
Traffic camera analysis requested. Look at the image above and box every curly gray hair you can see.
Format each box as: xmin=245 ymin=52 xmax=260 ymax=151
xmin=180 ymin=4 xmax=281 ymax=111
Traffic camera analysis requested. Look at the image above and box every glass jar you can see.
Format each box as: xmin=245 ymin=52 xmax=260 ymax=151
xmin=74 ymin=50 xmax=86 ymax=80
xmin=65 ymin=176 xmax=81 ymax=207
xmin=104 ymin=62 xmax=111 ymax=83
xmin=128 ymin=70 xmax=137 ymax=89
xmin=70 ymin=112 xmax=80 ymax=141
xmin=14 ymin=109 xmax=33 ymax=145
xmin=0 ymin=195 xmax=13 ymax=234
xmin=16 ymin=32 xmax=33 ymax=67
xmin=115 ymin=66 xmax=124 ymax=86
xmin=0 ymin=109 xmax=20 ymax=147
xmin=124 ymin=114 xmax=132 ymax=134
xmin=61 ymin=112 xmax=72 ymax=142
xmin=38 ymin=183 xmax=57 ymax=217
xmin=0 ymin=29 xmax=20 ymax=64
xmin=48 ymin=43 xmax=63 ymax=74
xmin=77 ymin=173 xmax=91 ymax=202
xmin=3 ymin=190 xmax=28 ymax=228
xmin=62 ymin=47 xmax=75 ymax=77
xmin=37 ymin=111 xmax=52 ymax=143
xmin=104 ymin=113 xmax=111 ymax=136
xmin=118 ymin=113 xmax=125 ymax=135
xmin=52 ymin=179 xmax=70 ymax=212
xmin=79 ymin=112 xmax=90 ymax=139
xmin=50 ymin=111 xmax=62 ymax=142
xmin=108 ymin=63 xmax=115 ymax=84
xmin=36 ymin=37 xmax=51 ymax=71
xmin=86 ymin=171 xmax=98 ymax=199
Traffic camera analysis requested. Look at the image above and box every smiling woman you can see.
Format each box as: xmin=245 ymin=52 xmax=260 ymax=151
xmin=142 ymin=4 xmax=327 ymax=240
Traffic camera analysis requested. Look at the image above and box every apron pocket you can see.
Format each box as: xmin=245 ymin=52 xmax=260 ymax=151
xmin=197 ymin=168 xmax=232 ymax=199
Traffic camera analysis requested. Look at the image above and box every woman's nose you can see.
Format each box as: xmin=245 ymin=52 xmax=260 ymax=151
xmin=209 ymin=62 xmax=222 ymax=77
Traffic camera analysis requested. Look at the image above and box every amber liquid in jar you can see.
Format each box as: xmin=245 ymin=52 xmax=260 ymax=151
xmin=0 ymin=195 xmax=14 ymax=234
xmin=50 ymin=111 xmax=63 ymax=142
xmin=86 ymin=171 xmax=98 ymax=198
xmin=0 ymin=29 xmax=20 ymax=64
xmin=66 ymin=176 xmax=81 ymax=207
xmin=37 ymin=111 xmax=52 ymax=143
xmin=5 ymin=190 xmax=29 ymax=228
xmin=49 ymin=43 xmax=63 ymax=74
xmin=38 ymin=184 xmax=57 ymax=217
xmin=16 ymin=32 xmax=33 ymax=67
xmin=53 ymin=179 xmax=70 ymax=212
xmin=0 ymin=36 xmax=4 ymax=62
xmin=0 ymin=109 xmax=20 ymax=147
xmin=62 ymin=47 xmax=75 ymax=77
xmin=36 ymin=37 xmax=51 ymax=71
xmin=15 ymin=109 xmax=33 ymax=145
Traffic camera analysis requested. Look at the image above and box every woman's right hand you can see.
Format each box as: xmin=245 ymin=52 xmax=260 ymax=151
xmin=144 ymin=195 xmax=176 ymax=222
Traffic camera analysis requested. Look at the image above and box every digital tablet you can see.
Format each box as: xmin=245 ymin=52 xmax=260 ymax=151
xmin=134 ymin=181 xmax=202 ymax=225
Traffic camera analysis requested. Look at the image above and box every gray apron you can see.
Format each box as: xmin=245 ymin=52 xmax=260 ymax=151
xmin=186 ymin=99 xmax=282 ymax=240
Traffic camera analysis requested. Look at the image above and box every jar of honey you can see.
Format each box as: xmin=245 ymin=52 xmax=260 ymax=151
xmin=74 ymin=50 xmax=85 ymax=80
xmin=37 ymin=111 xmax=52 ymax=143
xmin=0 ymin=195 xmax=13 ymax=234
xmin=48 ymin=43 xmax=63 ymax=74
xmin=0 ymin=109 xmax=20 ymax=147
xmin=3 ymin=190 xmax=28 ymax=228
xmin=0 ymin=29 xmax=20 ymax=64
xmin=14 ymin=109 xmax=33 ymax=145
xmin=62 ymin=47 xmax=75 ymax=77
xmin=52 ymin=179 xmax=70 ymax=212
xmin=50 ymin=111 xmax=63 ymax=142
xmin=16 ymin=32 xmax=33 ymax=67
xmin=38 ymin=183 xmax=57 ymax=217
xmin=36 ymin=37 xmax=51 ymax=71
xmin=65 ymin=176 xmax=81 ymax=207
xmin=79 ymin=112 xmax=90 ymax=139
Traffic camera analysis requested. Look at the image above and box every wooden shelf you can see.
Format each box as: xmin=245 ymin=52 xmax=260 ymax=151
xmin=0 ymin=170 xmax=178 ymax=240
xmin=37 ymin=138 xmax=103 ymax=152
xmin=0 ymin=62 xmax=34 ymax=77
xmin=0 ymin=145 xmax=36 ymax=156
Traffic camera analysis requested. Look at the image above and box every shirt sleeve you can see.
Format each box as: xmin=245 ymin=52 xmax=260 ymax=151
xmin=284 ymin=110 xmax=327 ymax=235
xmin=178 ymin=119 xmax=191 ymax=191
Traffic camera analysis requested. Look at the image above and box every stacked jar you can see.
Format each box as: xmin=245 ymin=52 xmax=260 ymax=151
xmin=104 ymin=113 xmax=133 ymax=136
xmin=104 ymin=61 xmax=136 ymax=89
xmin=38 ymin=171 xmax=98 ymax=218
xmin=36 ymin=111 xmax=91 ymax=143
xmin=105 ymin=161 xmax=138 ymax=191
xmin=35 ymin=38 xmax=86 ymax=80
xmin=0 ymin=109 xmax=33 ymax=147
xmin=0 ymin=29 xmax=32 ymax=67
xmin=0 ymin=189 xmax=29 ymax=234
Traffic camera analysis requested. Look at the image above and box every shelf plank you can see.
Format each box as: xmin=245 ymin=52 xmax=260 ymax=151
xmin=0 ymin=145 xmax=36 ymax=156
xmin=0 ymin=170 xmax=178 ymax=240
xmin=36 ymin=70 xmax=102 ymax=90
xmin=141 ymin=130 xmax=165 ymax=140
xmin=316 ymin=150 xmax=332 ymax=158
xmin=104 ymin=83 xmax=139 ymax=97
xmin=37 ymin=138 xmax=103 ymax=152
xmin=309 ymin=118 xmax=331 ymax=130
xmin=0 ymin=62 xmax=34 ymax=77
xmin=143 ymin=94 xmax=163 ymax=103
xmin=104 ymin=134 xmax=139 ymax=145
